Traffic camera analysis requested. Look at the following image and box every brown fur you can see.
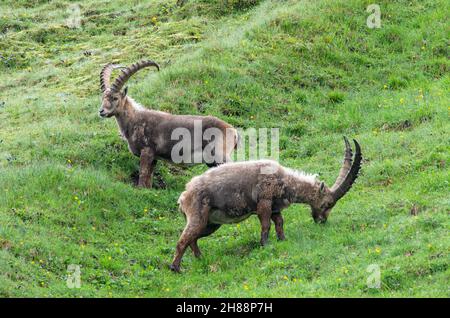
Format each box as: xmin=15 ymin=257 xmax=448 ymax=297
xmin=99 ymin=85 xmax=237 ymax=188
xmin=171 ymin=137 xmax=362 ymax=272
xmin=170 ymin=160 xmax=333 ymax=272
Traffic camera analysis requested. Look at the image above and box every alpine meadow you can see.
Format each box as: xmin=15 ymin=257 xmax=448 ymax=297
xmin=0 ymin=0 xmax=448 ymax=297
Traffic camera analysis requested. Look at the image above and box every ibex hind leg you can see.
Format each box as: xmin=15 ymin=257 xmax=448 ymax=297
xmin=170 ymin=203 xmax=210 ymax=272
xmin=205 ymin=155 xmax=231 ymax=168
xmin=189 ymin=223 xmax=222 ymax=258
xmin=205 ymin=146 xmax=233 ymax=168
xmin=206 ymin=162 xmax=219 ymax=168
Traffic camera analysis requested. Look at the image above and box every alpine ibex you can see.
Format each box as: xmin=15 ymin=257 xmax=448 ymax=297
xmin=99 ymin=60 xmax=238 ymax=188
xmin=170 ymin=137 xmax=362 ymax=272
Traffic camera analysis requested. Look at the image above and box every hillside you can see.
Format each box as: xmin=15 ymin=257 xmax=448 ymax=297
xmin=0 ymin=0 xmax=448 ymax=297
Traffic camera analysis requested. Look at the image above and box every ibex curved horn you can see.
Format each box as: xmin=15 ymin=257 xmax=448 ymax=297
xmin=331 ymin=137 xmax=362 ymax=201
xmin=100 ymin=63 xmax=125 ymax=92
xmin=111 ymin=60 xmax=160 ymax=93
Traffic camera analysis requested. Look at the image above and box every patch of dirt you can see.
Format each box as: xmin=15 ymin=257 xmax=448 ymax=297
xmin=0 ymin=240 xmax=12 ymax=250
xmin=381 ymin=119 xmax=413 ymax=132
xmin=410 ymin=204 xmax=420 ymax=216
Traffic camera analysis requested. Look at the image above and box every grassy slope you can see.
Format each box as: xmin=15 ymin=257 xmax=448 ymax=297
xmin=0 ymin=0 xmax=448 ymax=297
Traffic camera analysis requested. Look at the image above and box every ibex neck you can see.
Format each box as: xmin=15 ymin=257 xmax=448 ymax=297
xmin=114 ymin=97 xmax=137 ymax=139
xmin=283 ymin=172 xmax=320 ymax=205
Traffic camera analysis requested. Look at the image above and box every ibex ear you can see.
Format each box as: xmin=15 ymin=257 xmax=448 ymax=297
xmin=122 ymin=86 xmax=128 ymax=97
xmin=319 ymin=182 xmax=326 ymax=194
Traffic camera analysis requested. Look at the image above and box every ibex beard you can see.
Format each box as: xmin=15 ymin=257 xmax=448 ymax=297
xmin=170 ymin=137 xmax=362 ymax=272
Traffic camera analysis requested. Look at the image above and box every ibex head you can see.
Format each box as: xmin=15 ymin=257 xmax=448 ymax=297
xmin=310 ymin=137 xmax=362 ymax=223
xmin=99 ymin=60 xmax=159 ymax=118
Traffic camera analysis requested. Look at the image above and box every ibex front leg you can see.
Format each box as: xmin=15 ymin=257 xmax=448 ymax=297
xmin=138 ymin=147 xmax=155 ymax=188
xmin=257 ymin=199 xmax=272 ymax=246
xmin=271 ymin=213 xmax=285 ymax=241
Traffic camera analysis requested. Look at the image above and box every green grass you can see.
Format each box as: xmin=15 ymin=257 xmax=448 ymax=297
xmin=0 ymin=0 xmax=449 ymax=297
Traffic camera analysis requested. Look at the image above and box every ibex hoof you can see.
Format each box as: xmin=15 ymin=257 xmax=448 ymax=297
xmin=170 ymin=264 xmax=181 ymax=273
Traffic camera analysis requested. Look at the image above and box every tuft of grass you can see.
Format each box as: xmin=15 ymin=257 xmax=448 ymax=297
xmin=0 ymin=0 xmax=449 ymax=297
xmin=327 ymin=90 xmax=346 ymax=104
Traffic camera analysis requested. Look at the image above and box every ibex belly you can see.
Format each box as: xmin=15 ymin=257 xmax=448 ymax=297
xmin=208 ymin=209 xmax=253 ymax=224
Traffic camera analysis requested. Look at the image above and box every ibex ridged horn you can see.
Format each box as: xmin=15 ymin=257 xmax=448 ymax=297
xmin=100 ymin=63 xmax=125 ymax=92
xmin=110 ymin=60 xmax=160 ymax=93
xmin=330 ymin=137 xmax=362 ymax=201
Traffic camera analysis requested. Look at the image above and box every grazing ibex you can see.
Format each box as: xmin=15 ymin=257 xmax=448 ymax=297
xmin=170 ymin=137 xmax=362 ymax=272
xmin=99 ymin=60 xmax=238 ymax=188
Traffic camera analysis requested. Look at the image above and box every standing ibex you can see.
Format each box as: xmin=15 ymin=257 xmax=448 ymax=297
xmin=99 ymin=60 xmax=238 ymax=188
xmin=170 ymin=137 xmax=362 ymax=272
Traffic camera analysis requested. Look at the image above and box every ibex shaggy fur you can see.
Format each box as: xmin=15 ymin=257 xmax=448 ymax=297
xmin=99 ymin=60 xmax=238 ymax=188
xmin=170 ymin=137 xmax=362 ymax=272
